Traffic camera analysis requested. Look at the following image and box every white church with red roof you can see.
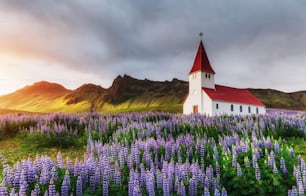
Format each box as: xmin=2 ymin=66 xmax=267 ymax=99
xmin=183 ymin=39 xmax=266 ymax=116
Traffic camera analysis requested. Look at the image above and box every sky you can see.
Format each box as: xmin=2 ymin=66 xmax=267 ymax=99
xmin=0 ymin=0 xmax=306 ymax=95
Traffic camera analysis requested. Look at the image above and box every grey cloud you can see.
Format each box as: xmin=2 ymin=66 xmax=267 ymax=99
xmin=1 ymin=0 xmax=306 ymax=92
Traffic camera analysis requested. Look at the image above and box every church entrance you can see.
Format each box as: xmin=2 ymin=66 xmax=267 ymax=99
xmin=193 ymin=105 xmax=198 ymax=114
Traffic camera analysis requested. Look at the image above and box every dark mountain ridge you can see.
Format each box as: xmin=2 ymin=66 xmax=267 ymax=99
xmin=0 ymin=75 xmax=305 ymax=113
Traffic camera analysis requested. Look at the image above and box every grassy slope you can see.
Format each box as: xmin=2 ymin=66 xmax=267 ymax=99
xmin=0 ymin=76 xmax=306 ymax=114
xmin=0 ymin=108 xmax=35 ymax=115
xmin=0 ymin=137 xmax=84 ymax=165
xmin=250 ymin=89 xmax=306 ymax=111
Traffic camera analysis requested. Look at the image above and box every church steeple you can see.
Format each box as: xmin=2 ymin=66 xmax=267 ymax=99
xmin=189 ymin=40 xmax=215 ymax=75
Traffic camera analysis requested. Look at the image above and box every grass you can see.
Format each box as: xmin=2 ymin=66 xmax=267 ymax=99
xmin=287 ymin=137 xmax=306 ymax=161
xmin=100 ymin=104 xmax=183 ymax=113
xmin=0 ymin=108 xmax=35 ymax=115
xmin=0 ymin=137 xmax=85 ymax=165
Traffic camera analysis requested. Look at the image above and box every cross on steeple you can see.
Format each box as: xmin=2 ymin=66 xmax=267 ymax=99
xmin=199 ymin=32 xmax=203 ymax=39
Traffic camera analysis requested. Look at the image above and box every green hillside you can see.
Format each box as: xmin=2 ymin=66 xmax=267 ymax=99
xmin=0 ymin=75 xmax=305 ymax=113
xmin=249 ymin=89 xmax=306 ymax=111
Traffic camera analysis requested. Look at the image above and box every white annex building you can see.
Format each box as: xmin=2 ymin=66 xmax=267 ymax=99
xmin=183 ymin=39 xmax=266 ymax=116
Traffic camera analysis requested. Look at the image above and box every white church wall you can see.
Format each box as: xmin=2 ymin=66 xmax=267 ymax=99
xmin=200 ymin=72 xmax=215 ymax=89
xmin=202 ymin=91 xmax=213 ymax=115
xmin=212 ymin=100 xmax=266 ymax=116
xmin=183 ymin=90 xmax=203 ymax=114
xmin=183 ymin=72 xmax=204 ymax=114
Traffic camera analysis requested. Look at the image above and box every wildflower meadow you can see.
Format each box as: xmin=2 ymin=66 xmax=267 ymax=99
xmin=0 ymin=110 xmax=305 ymax=195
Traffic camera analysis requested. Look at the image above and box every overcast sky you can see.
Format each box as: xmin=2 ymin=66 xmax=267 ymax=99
xmin=0 ymin=0 xmax=306 ymax=95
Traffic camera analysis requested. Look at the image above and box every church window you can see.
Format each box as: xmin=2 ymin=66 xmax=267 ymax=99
xmin=256 ymin=107 xmax=259 ymax=114
xmin=208 ymin=74 xmax=211 ymax=79
xmin=231 ymin=104 xmax=234 ymax=112
xmin=248 ymin=106 xmax=251 ymax=113
xmin=240 ymin=105 xmax=243 ymax=112
xmin=205 ymin=73 xmax=207 ymax=78
xmin=216 ymin=103 xmax=219 ymax=109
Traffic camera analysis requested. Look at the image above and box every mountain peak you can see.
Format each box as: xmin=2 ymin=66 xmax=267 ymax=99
xmin=18 ymin=81 xmax=70 ymax=95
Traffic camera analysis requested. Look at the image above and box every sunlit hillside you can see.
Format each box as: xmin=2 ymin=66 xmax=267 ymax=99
xmin=0 ymin=75 xmax=305 ymax=114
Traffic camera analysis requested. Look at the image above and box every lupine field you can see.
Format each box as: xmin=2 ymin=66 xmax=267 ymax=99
xmin=0 ymin=110 xmax=306 ymax=195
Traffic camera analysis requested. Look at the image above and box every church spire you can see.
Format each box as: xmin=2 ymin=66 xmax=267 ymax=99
xmin=189 ymin=37 xmax=215 ymax=75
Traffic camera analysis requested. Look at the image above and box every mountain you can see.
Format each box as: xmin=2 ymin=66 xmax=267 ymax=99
xmin=0 ymin=75 xmax=188 ymax=113
xmin=0 ymin=81 xmax=71 ymax=112
xmin=249 ymin=89 xmax=306 ymax=111
xmin=0 ymin=75 xmax=305 ymax=113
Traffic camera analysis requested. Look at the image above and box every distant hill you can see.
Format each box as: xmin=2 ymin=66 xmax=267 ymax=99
xmin=0 ymin=75 xmax=188 ymax=113
xmin=249 ymin=89 xmax=306 ymax=111
xmin=0 ymin=75 xmax=305 ymax=113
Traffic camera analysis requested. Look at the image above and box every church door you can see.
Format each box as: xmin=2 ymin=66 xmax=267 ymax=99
xmin=193 ymin=105 xmax=198 ymax=114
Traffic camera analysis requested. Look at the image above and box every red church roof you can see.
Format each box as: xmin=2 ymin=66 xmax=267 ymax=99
xmin=189 ymin=40 xmax=215 ymax=74
xmin=203 ymin=85 xmax=265 ymax=106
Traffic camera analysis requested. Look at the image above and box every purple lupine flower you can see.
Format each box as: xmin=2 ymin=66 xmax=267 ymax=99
xmin=290 ymin=186 xmax=297 ymax=196
xmin=274 ymin=141 xmax=280 ymax=154
xmin=73 ymin=159 xmax=81 ymax=176
xmin=289 ymin=147 xmax=295 ymax=158
xmin=188 ymin=177 xmax=197 ymax=196
xmin=90 ymin=174 xmax=96 ymax=194
xmin=232 ymin=154 xmax=237 ymax=167
xmin=56 ymin=152 xmax=64 ymax=169
xmin=214 ymin=188 xmax=220 ymax=196
xmin=176 ymin=180 xmax=185 ymax=196
xmin=140 ymin=164 xmax=146 ymax=186
xmin=94 ymin=168 xmax=100 ymax=188
xmin=273 ymin=163 xmax=278 ymax=174
xmin=50 ymin=167 xmax=58 ymax=181
xmin=102 ymin=178 xmax=109 ymax=196
xmin=255 ymin=163 xmax=261 ymax=181
xmin=48 ymin=179 xmax=56 ymax=196
xmin=128 ymin=169 xmax=135 ymax=196
xmin=66 ymin=157 xmax=73 ymax=175
xmin=212 ymin=177 xmax=219 ymax=192
xmin=237 ymin=163 xmax=242 ymax=176
xmin=204 ymin=186 xmax=210 ymax=196
xmin=119 ymin=149 xmax=125 ymax=168
xmin=61 ymin=178 xmax=69 ymax=196
xmin=132 ymin=184 xmax=141 ymax=196
xmin=39 ymin=166 xmax=49 ymax=185
xmin=215 ymin=162 xmax=220 ymax=177
xmin=156 ymin=170 xmax=163 ymax=189
xmin=297 ymin=181 xmax=304 ymax=196
xmin=163 ymin=175 xmax=170 ymax=196
xmin=19 ymin=180 xmax=27 ymax=196
xmin=145 ymin=170 xmax=155 ymax=196
xmin=76 ymin=175 xmax=82 ymax=196
xmin=10 ymin=188 xmax=16 ymax=196
xmin=31 ymin=184 xmax=40 ymax=196
xmin=252 ymin=154 xmax=258 ymax=169
xmin=221 ymin=187 xmax=228 ymax=196
xmin=244 ymin=157 xmax=250 ymax=168
xmin=0 ymin=184 xmax=8 ymax=196
xmin=280 ymin=157 xmax=287 ymax=175
xmin=113 ymin=166 xmax=121 ymax=184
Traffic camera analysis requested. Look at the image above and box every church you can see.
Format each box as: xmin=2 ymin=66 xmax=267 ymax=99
xmin=183 ymin=39 xmax=266 ymax=116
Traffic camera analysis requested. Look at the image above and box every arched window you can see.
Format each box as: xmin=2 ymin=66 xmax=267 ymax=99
xmin=231 ymin=104 xmax=234 ymax=112
xmin=240 ymin=105 xmax=243 ymax=112
xmin=216 ymin=103 xmax=219 ymax=109
xmin=248 ymin=106 xmax=251 ymax=113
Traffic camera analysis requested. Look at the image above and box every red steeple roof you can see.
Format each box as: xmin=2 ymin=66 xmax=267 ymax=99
xmin=203 ymin=85 xmax=265 ymax=106
xmin=189 ymin=40 xmax=215 ymax=75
